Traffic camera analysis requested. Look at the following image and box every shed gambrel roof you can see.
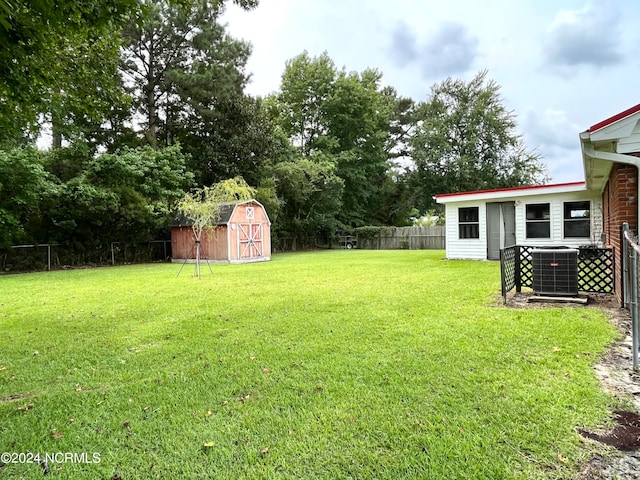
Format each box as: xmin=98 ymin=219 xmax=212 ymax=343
xmin=171 ymin=199 xmax=268 ymax=228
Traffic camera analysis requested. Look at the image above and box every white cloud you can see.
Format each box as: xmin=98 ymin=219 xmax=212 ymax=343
xmin=521 ymin=108 xmax=585 ymax=182
xmin=421 ymin=22 xmax=479 ymax=79
xmin=523 ymin=108 xmax=582 ymax=150
xmin=389 ymin=21 xmax=419 ymax=67
xmin=543 ymin=1 xmax=624 ymax=70
xmin=387 ymin=21 xmax=478 ymax=80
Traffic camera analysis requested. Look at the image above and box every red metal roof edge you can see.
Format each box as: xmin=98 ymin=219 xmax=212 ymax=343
xmin=434 ymin=181 xmax=586 ymax=200
xmin=589 ymin=103 xmax=640 ymax=133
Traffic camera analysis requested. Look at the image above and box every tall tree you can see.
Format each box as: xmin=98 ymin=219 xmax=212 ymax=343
xmin=381 ymin=86 xmax=417 ymax=162
xmin=325 ymin=68 xmax=392 ymax=225
xmin=47 ymin=32 xmax=131 ymax=149
xmin=176 ymin=91 xmax=281 ymax=187
xmin=121 ymin=0 xmax=274 ymax=187
xmin=277 ymin=51 xmax=336 ymax=155
xmin=121 ymin=0 xmax=254 ymax=148
xmin=408 ymin=70 xmax=548 ymax=211
xmin=274 ymin=52 xmax=397 ymax=227
xmin=0 ymin=0 xmax=137 ymax=145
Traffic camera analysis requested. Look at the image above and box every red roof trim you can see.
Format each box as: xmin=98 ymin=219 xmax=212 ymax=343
xmin=589 ymin=103 xmax=640 ymax=133
xmin=434 ymin=181 xmax=585 ymax=199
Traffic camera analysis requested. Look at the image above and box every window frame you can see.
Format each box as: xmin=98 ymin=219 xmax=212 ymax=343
xmin=563 ymin=200 xmax=591 ymax=238
xmin=458 ymin=206 xmax=480 ymax=239
xmin=525 ymin=203 xmax=551 ymax=239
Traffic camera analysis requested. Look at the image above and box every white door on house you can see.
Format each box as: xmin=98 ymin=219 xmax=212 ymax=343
xmin=238 ymin=223 xmax=264 ymax=259
xmin=487 ymin=202 xmax=516 ymax=260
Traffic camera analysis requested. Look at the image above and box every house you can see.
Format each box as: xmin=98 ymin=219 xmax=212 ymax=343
xmin=580 ymin=103 xmax=640 ymax=298
xmin=435 ymin=102 xmax=640 ymax=299
xmin=171 ymin=199 xmax=271 ymax=264
xmin=435 ymin=182 xmax=602 ymax=261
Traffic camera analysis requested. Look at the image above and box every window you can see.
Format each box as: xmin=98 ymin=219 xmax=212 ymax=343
xmin=526 ymin=203 xmax=550 ymax=238
xmin=564 ymin=201 xmax=590 ymax=238
xmin=458 ymin=207 xmax=479 ymax=239
xmin=246 ymin=206 xmax=254 ymax=220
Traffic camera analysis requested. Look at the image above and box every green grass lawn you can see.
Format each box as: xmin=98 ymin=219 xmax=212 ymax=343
xmin=0 ymin=250 xmax=619 ymax=479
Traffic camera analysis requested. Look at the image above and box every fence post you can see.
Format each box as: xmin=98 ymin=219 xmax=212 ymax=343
xmin=500 ymin=248 xmax=507 ymax=304
xmin=623 ymin=223 xmax=630 ymax=308
xmin=631 ymin=246 xmax=639 ymax=370
xmin=515 ymin=245 xmax=522 ymax=292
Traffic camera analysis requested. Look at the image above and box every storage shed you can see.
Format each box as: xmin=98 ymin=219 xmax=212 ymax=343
xmin=171 ymin=199 xmax=271 ymax=264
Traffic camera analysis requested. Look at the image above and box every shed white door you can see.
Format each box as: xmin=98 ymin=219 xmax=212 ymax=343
xmin=487 ymin=202 xmax=516 ymax=260
xmin=238 ymin=223 xmax=264 ymax=259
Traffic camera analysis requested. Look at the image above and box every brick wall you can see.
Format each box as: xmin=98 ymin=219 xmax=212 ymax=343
xmin=603 ymin=162 xmax=638 ymax=303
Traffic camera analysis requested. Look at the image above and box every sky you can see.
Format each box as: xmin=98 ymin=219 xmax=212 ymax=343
xmin=221 ymin=0 xmax=640 ymax=184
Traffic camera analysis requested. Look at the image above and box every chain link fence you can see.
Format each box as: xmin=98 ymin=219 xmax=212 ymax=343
xmin=621 ymin=222 xmax=640 ymax=370
xmin=1 ymin=241 xmax=172 ymax=273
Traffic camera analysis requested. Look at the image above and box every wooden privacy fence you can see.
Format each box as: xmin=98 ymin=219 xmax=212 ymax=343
xmin=357 ymin=226 xmax=445 ymax=250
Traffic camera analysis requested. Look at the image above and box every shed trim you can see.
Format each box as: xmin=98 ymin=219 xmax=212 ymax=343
xmin=435 ymin=182 xmax=586 ymax=204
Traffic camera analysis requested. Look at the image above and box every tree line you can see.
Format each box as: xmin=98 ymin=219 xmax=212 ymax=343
xmin=0 ymin=0 xmax=548 ymax=253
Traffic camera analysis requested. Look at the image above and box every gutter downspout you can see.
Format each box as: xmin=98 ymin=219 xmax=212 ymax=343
xmin=581 ymin=141 xmax=640 ymax=233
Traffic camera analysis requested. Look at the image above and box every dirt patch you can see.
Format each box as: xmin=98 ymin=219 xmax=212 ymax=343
xmin=505 ymin=291 xmax=621 ymax=310
xmin=505 ymin=291 xmax=640 ymax=479
xmin=579 ymin=411 xmax=640 ymax=451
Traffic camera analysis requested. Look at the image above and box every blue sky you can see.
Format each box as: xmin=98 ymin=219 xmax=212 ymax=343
xmin=222 ymin=0 xmax=640 ymax=183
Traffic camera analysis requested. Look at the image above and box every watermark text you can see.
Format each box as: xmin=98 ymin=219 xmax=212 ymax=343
xmin=1 ymin=452 xmax=100 ymax=465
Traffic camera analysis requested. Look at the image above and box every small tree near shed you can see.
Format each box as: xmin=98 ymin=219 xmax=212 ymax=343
xmin=176 ymin=177 xmax=255 ymax=277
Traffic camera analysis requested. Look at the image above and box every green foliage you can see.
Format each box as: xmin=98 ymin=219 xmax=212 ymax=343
xmin=267 ymin=154 xmax=344 ymax=242
xmin=178 ymin=96 xmax=282 ymax=187
xmin=0 ymin=147 xmax=51 ymax=246
xmin=176 ymin=176 xmax=254 ymax=238
xmin=119 ymin=0 xmax=275 ymax=187
xmin=35 ymin=145 xmax=193 ymax=247
xmin=122 ymin=1 xmax=247 ymax=144
xmin=273 ymin=52 xmax=403 ymax=227
xmin=3 ymin=11 xmax=559 ymax=254
xmin=382 ymin=86 xmax=417 ymax=161
xmin=354 ymin=226 xmax=394 ymax=240
xmin=0 ymin=0 xmax=138 ymax=144
xmin=254 ymin=177 xmax=281 ymax=227
xmin=414 ymin=209 xmax=445 ymax=227
xmin=327 ymin=69 xmax=392 ymax=225
xmin=277 ymin=51 xmax=336 ymax=155
xmin=46 ymin=32 xmax=131 ymax=149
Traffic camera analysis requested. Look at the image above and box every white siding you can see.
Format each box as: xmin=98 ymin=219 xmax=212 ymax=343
xmin=442 ymin=190 xmax=601 ymax=260
xmin=514 ymin=191 xmax=602 ymax=248
xmin=445 ymin=201 xmax=487 ymax=260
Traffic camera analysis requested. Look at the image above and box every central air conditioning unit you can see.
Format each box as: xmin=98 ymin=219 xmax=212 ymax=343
xmin=532 ymin=248 xmax=579 ymax=296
